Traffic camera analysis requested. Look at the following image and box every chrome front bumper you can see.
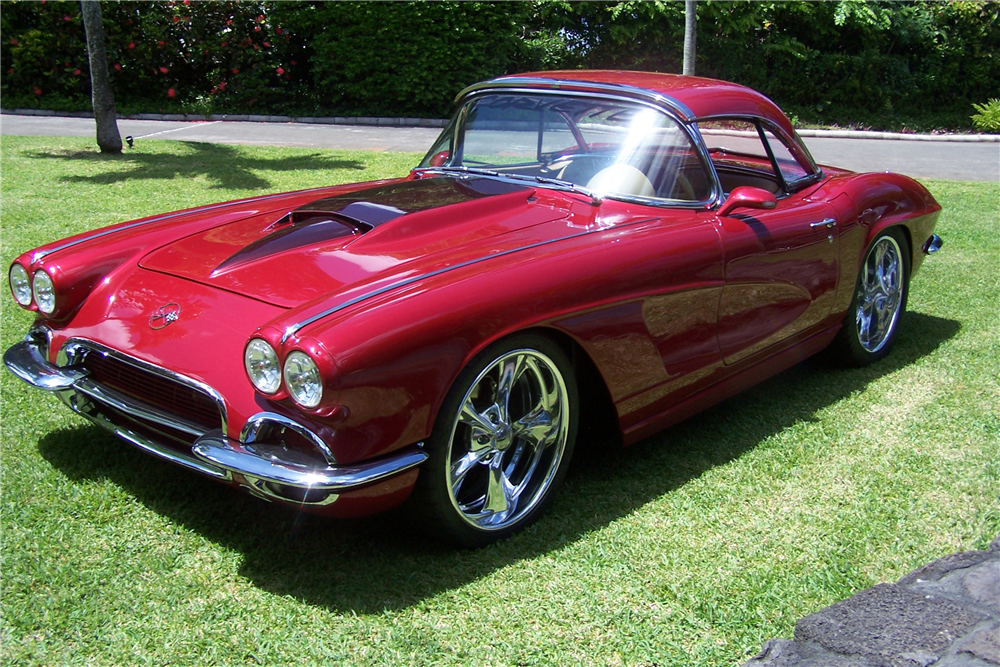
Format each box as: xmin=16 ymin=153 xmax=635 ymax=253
xmin=4 ymin=330 xmax=426 ymax=506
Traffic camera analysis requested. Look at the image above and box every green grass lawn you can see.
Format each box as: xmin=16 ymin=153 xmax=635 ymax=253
xmin=1 ymin=136 xmax=997 ymax=666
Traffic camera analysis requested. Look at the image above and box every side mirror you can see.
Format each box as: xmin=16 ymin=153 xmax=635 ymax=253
xmin=718 ymin=186 xmax=778 ymax=217
xmin=428 ymin=151 xmax=450 ymax=167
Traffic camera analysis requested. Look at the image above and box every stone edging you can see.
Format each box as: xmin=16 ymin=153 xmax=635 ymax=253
xmin=5 ymin=108 xmax=1000 ymax=141
xmin=743 ymin=534 xmax=1000 ymax=667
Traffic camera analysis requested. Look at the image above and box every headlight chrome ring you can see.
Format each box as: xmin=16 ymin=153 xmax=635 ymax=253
xmin=244 ymin=338 xmax=281 ymax=395
xmin=9 ymin=264 xmax=32 ymax=307
xmin=284 ymin=351 xmax=323 ymax=408
xmin=32 ymin=270 xmax=56 ymax=314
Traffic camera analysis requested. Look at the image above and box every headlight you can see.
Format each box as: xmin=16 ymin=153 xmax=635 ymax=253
xmin=244 ymin=338 xmax=281 ymax=394
xmin=9 ymin=264 xmax=32 ymax=306
xmin=32 ymin=270 xmax=56 ymax=314
xmin=283 ymin=351 xmax=323 ymax=408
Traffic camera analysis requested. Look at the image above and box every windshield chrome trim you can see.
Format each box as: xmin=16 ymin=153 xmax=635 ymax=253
xmin=429 ymin=87 xmax=723 ymax=208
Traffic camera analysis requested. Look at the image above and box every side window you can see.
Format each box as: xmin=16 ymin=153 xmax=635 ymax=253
xmin=762 ymin=127 xmax=811 ymax=184
xmin=698 ymin=119 xmax=781 ymax=195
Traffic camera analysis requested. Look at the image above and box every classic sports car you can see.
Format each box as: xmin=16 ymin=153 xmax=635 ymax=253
xmin=5 ymin=71 xmax=942 ymax=546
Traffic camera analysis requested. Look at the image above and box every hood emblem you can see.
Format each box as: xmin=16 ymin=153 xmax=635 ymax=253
xmin=149 ymin=303 xmax=181 ymax=330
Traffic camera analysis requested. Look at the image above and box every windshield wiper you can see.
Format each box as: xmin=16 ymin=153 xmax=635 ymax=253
xmin=415 ymin=166 xmax=602 ymax=206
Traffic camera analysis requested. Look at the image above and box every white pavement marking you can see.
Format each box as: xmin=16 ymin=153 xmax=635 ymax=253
xmin=131 ymin=121 xmax=220 ymax=140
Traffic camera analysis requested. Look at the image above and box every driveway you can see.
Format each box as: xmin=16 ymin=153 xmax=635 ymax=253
xmin=2 ymin=113 xmax=997 ymax=181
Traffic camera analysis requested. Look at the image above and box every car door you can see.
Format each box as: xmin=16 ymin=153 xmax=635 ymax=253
xmin=699 ymin=118 xmax=840 ymax=365
xmin=714 ymin=195 xmax=840 ymax=365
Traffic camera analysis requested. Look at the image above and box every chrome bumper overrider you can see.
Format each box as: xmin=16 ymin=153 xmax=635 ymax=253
xmin=923 ymin=234 xmax=943 ymax=254
xmin=4 ymin=330 xmax=427 ymax=506
xmin=191 ymin=436 xmax=427 ymax=504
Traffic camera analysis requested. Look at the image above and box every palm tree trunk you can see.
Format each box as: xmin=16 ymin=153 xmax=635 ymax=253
xmin=683 ymin=0 xmax=697 ymax=76
xmin=80 ymin=0 xmax=122 ymax=154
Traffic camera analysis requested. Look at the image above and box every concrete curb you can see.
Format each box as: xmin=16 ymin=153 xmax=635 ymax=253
xmin=796 ymin=128 xmax=1000 ymax=142
xmin=3 ymin=108 xmax=997 ymax=140
xmin=1 ymin=108 xmax=448 ymax=128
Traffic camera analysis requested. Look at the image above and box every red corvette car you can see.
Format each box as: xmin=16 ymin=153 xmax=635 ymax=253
xmin=5 ymin=71 xmax=942 ymax=546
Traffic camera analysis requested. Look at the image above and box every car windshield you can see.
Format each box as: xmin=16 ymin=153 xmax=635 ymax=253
xmin=418 ymin=93 xmax=712 ymax=203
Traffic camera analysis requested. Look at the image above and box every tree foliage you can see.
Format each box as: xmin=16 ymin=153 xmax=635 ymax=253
xmin=1 ymin=0 xmax=998 ymax=130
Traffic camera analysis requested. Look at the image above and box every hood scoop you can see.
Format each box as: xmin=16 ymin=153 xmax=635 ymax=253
xmin=213 ymin=211 xmax=361 ymax=275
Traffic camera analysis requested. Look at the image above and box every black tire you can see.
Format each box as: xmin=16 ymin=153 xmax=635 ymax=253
xmin=412 ymin=334 xmax=579 ymax=548
xmin=828 ymin=227 xmax=910 ymax=366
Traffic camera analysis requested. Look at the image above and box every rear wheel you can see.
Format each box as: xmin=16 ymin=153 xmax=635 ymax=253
xmin=829 ymin=228 xmax=909 ymax=366
xmin=415 ymin=334 xmax=578 ymax=547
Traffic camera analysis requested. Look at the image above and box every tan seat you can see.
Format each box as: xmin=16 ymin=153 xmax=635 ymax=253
xmin=586 ymin=164 xmax=655 ymax=198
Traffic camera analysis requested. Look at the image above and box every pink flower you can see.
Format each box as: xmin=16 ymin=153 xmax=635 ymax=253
xmin=34 ymin=87 xmax=43 ymax=95
xmin=114 ymin=63 xmax=121 ymax=70
xmin=275 ymin=67 xmax=284 ymax=75
xmin=275 ymin=28 xmax=283 ymax=35
xmin=263 ymin=41 xmax=270 ymax=47
xmin=254 ymin=26 xmax=260 ymax=32
xmin=167 ymin=88 xmax=176 ymax=98
xmin=63 ymin=15 xmax=72 ymax=21
xmin=128 ymin=42 xmax=135 ymax=49
xmin=7 ymin=68 xmax=14 ymax=74
xmin=232 ymin=68 xmax=239 ymax=74
xmin=159 ymin=66 xmax=168 ymax=74
xmin=73 ymin=68 xmax=81 ymax=75
xmin=9 ymin=38 xmax=19 ymax=46
xmin=218 ymin=81 xmax=226 ymax=90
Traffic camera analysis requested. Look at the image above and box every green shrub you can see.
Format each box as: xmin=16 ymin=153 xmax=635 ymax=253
xmin=971 ymin=99 xmax=1000 ymax=132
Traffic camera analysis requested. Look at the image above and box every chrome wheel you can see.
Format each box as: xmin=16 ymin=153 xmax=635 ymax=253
xmin=445 ymin=348 xmax=571 ymax=532
xmin=855 ymin=234 xmax=904 ymax=353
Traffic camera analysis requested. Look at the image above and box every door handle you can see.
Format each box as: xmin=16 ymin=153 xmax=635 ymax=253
xmin=810 ymin=218 xmax=837 ymax=229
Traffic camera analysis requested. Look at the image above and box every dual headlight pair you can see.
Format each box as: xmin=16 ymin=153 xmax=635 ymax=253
xmin=245 ymin=339 xmax=323 ymax=409
xmin=9 ymin=264 xmax=56 ymax=314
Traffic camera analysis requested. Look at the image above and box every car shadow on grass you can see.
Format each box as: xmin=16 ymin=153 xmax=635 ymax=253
xmin=23 ymin=141 xmax=366 ymax=190
xmin=36 ymin=311 xmax=960 ymax=614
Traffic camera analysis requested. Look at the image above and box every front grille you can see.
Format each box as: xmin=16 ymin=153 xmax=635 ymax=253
xmin=81 ymin=350 xmax=222 ymax=433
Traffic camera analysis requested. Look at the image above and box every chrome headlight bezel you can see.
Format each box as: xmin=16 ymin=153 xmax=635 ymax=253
xmin=9 ymin=263 xmax=32 ymax=306
xmin=283 ymin=351 xmax=323 ymax=409
xmin=32 ymin=270 xmax=56 ymax=314
xmin=244 ymin=338 xmax=281 ymax=395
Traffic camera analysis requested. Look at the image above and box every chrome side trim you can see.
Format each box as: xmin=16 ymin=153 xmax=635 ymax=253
xmin=59 ymin=338 xmax=228 ymax=433
xmin=192 ymin=434 xmax=426 ymax=493
xmin=459 ymin=76 xmax=697 ymax=120
xmin=55 ymin=389 xmax=231 ymax=480
xmin=281 ymin=225 xmax=599 ymax=342
xmin=240 ymin=411 xmax=337 ymax=464
xmin=922 ymin=234 xmax=943 ymax=254
xmin=30 ymin=187 xmax=332 ymax=262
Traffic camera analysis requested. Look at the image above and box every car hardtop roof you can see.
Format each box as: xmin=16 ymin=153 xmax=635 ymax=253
xmin=467 ymin=69 xmax=795 ymax=137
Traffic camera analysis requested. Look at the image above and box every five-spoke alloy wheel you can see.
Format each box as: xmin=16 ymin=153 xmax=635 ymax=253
xmin=415 ymin=335 xmax=578 ymax=547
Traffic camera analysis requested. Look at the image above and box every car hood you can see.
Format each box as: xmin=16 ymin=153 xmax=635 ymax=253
xmin=139 ymin=176 xmax=574 ymax=308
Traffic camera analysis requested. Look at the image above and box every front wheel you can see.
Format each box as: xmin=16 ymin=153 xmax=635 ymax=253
xmin=413 ymin=334 xmax=578 ymax=548
xmin=829 ymin=228 xmax=909 ymax=366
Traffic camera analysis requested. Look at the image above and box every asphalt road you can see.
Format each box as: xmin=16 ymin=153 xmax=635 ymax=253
xmin=2 ymin=113 xmax=998 ymax=181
